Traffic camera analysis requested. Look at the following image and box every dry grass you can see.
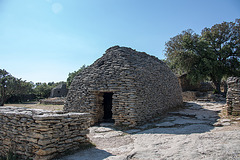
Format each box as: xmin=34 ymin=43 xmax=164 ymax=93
xmin=4 ymin=102 xmax=64 ymax=111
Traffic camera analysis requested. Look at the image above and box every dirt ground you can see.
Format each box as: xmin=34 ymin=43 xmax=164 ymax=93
xmin=4 ymin=102 xmax=64 ymax=111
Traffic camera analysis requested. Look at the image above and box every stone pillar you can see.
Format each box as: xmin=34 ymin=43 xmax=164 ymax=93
xmin=226 ymin=77 xmax=240 ymax=115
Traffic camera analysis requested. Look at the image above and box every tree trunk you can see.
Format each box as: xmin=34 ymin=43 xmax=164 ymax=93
xmin=0 ymin=87 xmax=6 ymax=106
xmin=0 ymin=97 xmax=4 ymax=106
xmin=212 ymin=79 xmax=221 ymax=94
xmin=223 ymin=81 xmax=227 ymax=96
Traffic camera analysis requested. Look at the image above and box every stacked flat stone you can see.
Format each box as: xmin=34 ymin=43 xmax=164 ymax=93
xmin=40 ymin=98 xmax=65 ymax=105
xmin=65 ymin=46 xmax=183 ymax=127
xmin=227 ymin=77 xmax=240 ymax=115
xmin=0 ymin=106 xmax=91 ymax=160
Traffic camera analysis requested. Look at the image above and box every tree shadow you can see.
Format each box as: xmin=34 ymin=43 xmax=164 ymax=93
xmin=129 ymin=102 xmax=223 ymax=135
xmin=56 ymin=147 xmax=113 ymax=160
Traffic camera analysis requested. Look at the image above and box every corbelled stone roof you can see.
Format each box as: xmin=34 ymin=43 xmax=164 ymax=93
xmin=65 ymin=46 xmax=183 ymax=127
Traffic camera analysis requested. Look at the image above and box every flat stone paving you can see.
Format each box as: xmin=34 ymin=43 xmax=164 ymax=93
xmin=58 ymin=101 xmax=240 ymax=160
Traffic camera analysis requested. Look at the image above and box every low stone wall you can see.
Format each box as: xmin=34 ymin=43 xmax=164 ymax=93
xmin=40 ymin=98 xmax=65 ymax=105
xmin=182 ymin=91 xmax=198 ymax=101
xmin=0 ymin=106 xmax=91 ymax=160
xmin=227 ymin=77 xmax=240 ymax=115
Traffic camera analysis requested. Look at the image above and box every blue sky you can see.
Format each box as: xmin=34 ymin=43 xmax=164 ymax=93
xmin=0 ymin=0 xmax=239 ymax=83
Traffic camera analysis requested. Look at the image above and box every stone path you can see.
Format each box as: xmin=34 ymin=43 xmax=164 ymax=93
xmin=57 ymin=101 xmax=240 ymax=160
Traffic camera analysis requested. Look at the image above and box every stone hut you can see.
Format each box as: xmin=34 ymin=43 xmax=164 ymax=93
xmin=64 ymin=46 xmax=183 ymax=127
xmin=50 ymin=83 xmax=68 ymax=98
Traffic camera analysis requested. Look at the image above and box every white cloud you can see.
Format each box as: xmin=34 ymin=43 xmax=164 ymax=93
xmin=52 ymin=3 xmax=63 ymax=14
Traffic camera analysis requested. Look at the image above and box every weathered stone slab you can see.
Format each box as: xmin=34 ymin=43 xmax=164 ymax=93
xmin=155 ymin=122 xmax=175 ymax=127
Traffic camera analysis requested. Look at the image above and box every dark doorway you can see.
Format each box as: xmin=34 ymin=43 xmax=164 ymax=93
xmin=103 ymin=92 xmax=113 ymax=121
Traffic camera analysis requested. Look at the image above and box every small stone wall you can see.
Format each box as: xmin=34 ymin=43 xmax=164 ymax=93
xmin=182 ymin=91 xmax=198 ymax=101
xmin=40 ymin=98 xmax=65 ymax=105
xmin=227 ymin=77 xmax=240 ymax=115
xmin=0 ymin=106 xmax=91 ymax=160
xmin=177 ymin=74 xmax=200 ymax=91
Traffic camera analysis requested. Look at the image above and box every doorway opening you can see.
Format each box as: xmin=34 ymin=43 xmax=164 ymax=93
xmin=103 ymin=92 xmax=114 ymax=122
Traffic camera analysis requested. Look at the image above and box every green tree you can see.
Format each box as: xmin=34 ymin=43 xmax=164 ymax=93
xmin=0 ymin=69 xmax=12 ymax=106
xmin=47 ymin=82 xmax=55 ymax=87
xmin=67 ymin=65 xmax=86 ymax=88
xmin=165 ymin=19 xmax=240 ymax=93
xmin=7 ymin=78 xmax=35 ymax=103
xmin=34 ymin=82 xmax=52 ymax=99
xmin=0 ymin=69 xmax=33 ymax=106
xmin=33 ymin=81 xmax=67 ymax=99
xmin=201 ymin=19 xmax=240 ymax=91
xmin=164 ymin=29 xmax=200 ymax=75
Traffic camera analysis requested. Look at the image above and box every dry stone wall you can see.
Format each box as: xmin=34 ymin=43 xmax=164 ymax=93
xmin=227 ymin=77 xmax=240 ymax=115
xmin=50 ymin=83 xmax=68 ymax=98
xmin=0 ymin=106 xmax=91 ymax=160
xmin=40 ymin=97 xmax=65 ymax=105
xmin=65 ymin=46 xmax=183 ymax=127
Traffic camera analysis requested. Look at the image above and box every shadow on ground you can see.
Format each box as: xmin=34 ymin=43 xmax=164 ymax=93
xmin=56 ymin=147 xmax=113 ymax=160
xmin=57 ymin=101 xmax=231 ymax=160
xmin=125 ymin=102 xmax=222 ymax=135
